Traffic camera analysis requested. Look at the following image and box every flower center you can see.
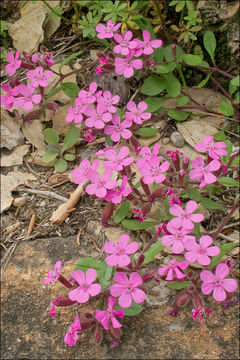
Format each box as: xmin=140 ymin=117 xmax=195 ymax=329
xmin=122 ymin=41 xmax=127 ymax=46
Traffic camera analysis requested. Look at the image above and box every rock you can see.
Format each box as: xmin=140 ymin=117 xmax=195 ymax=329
xmin=22 ymin=120 xmax=46 ymax=151
xmin=170 ymin=131 xmax=185 ymax=148
xmin=1 ymin=145 xmax=30 ymax=167
xmin=157 ymin=138 xmax=199 ymax=161
xmin=1 ymin=171 xmax=37 ymax=213
xmin=1 ymin=107 xmax=24 ymax=150
xmin=43 ymin=3 xmax=61 ymax=39
xmin=13 ymin=197 xmax=27 ymax=207
xmin=45 ymin=64 xmax=77 ymax=105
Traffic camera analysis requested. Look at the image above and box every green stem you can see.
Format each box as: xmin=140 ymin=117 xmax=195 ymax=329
xmin=42 ymin=0 xmax=70 ymax=23
xmin=71 ymin=0 xmax=80 ymax=20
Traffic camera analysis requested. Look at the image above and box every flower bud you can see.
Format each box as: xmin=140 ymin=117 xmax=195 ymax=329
xmin=94 ymin=324 xmax=102 ymax=344
xmin=142 ymin=204 xmax=152 ymax=215
xmin=182 ymin=157 xmax=189 ymax=171
xmin=54 ymin=297 xmax=76 ymax=306
xmin=178 ymin=169 xmax=185 ymax=185
xmin=101 ymin=202 xmax=115 ymax=226
xmin=172 ymin=153 xmax=180 ymax=171
xmin=135 ymin=254 xmax=145 ymax=269
xmin=140 ymin=177 xmax=150 ymax=195
xmin=142 ymin=272 xmax=154 ymax=283
xmin=151 ymin=187 xmax=164 ymax=199
xmin=171 ymin=288 xmax=192 ymax=310
xmin=192 ymin=291 xmax=204 ymax=309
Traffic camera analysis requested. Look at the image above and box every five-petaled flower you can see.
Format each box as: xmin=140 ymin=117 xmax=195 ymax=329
xmin=158 ymin=258 xmax=188 ymax=280
xmin=200 ymin=263 xmax=238 ymax=301
xmin=185 ymin=235 xmax=220 ymax=266
xmin=64 ymin=315 xmax=81 ymax=346
xmin=95 ymin=296 xmax=124 ymax=330
xmin=104 ymin=114 xmax=132 ymax=142
xmin=195 ymin=135 xmax=227 ymax=160
xmin=14 ymin=84 xmax=42 ymax=111
xmin=161 ymin=222 xmax=195 ymax=254
xmin=115 ymin=53 xmax=143 ymax=78
xmin=86 ymin=170 xmax=117 ymax=198
xmin=110 ymin=272 xmax=146 ymax=308
xmin=85 ymin=102 xmax=112 ymax=129
xmin=125 ymin=100 xmax=151 ymax=124
xmin=72 ymin=159 xmax=99 ymax=184
xmin=26 ymin=66 xmax=52 ymax=88
xmin=140 ymin=158 xmax=170 ymax=184
xmin=65 ymin=97 xmax=87 ymax=123
xmin=43 ymin=260 xmax=62 ymax=284
xmin=168 ymin=200 xmax=204 ymax=231
xmin=189 ymin=157 xmax=221 ymax=188
xmin=103 ymin=146 xmax=134 ymax=172
xmin=68 ymin=269 xmax=101 ymax=303
xmin=113 ymin=31 xmax=138 ymax=56
xmin=104 ymin=234 xmax=138 ymax=267
xmin=5 ymin=50 xmax=21 ymax=76
xmin=0 ymin=84 xmax=19 ymax=109
xmin=136 ymin=30 xmax=163 ymax=55
xmin=104 ymin=175 xmax=131 ymax=204
xmin=96 ymin=19 xmax=121 ymax=39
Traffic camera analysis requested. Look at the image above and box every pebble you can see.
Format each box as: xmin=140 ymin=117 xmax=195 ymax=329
xmin=13 ymin=197 xmax=27 ymax=207
xmin=170 ymin=131 xmax=185 ymax=148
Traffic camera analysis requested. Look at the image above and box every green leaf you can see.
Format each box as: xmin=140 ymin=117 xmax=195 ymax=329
xmin=122 ymin=219 xmax=159 ymax=231
xmin=201 ymin=197 xmax=222 ymax=210
xmin=134 ymin=18 xmax=155 ymax=39
xmin=135 ymin=128 xmax=158 ymax=138
xmin=218 ymin=177 xmax=239 ymax=188
xmin=207 ymin=185 xmax=221 ymax=196
xmin=43 ymin=128 xmax=59 ymax=145
xmin=203 ymin=31 xmax=216 ymax=64
xmin=63 ymin=153 xmax=76 ymax=161
xmin=182 ymin=188 xmax=202 ymax=201
xmin=114 ymin=201 xmax=130 ymax=224
xmin=176 ymin=96 xmax=189 ymax=106
xmin=74 ymin=257 xmax=103 ymax=272
xmin=59 ymin=50 xmax=83 ymax=72
xmin=168 ymin=109 xmax=189 ymax=121
xmin=232 ymin=157 xmax=239 ymax=166
xmin=143 ymin=240 xmax=164 ymax=265
xmin=219 ymin=102 xmax=234 ymax=116
xmin=114 ymin=301 xmax=143 ymax=316
xmin=61 ymin=82 xmax=79 ymax=98
xmin=46 ymin=87 xmax=62 ymax=100
xmin=233 ymin=92 xmax=240 ymax=104
xmin=222 ymin=139 xmax=232 ymax=164
xmin=141 ymin=75 xmax=166 ymax=96
xmin=164 ymin=198 xmax=174 ymax=220
xmin=62 ymin=127 xmax=80 ymax=153
xmin=164 ymin=44 xmax=185 ymax=62
xmin=105 ymin=134 xmax=113 ymax=146
xmin=183 ymin=54 xmax=202 ymax=65
xmin=42 ymin=150 xmax=58 ymax=163
xmin=213 ymin=130 xmax=226 ymax=141
xmin=167 ymin=281 xmax=191 ymax=290
xmin=197 ymin=73 xmax=211 ymax=88
xmin=155 ymin=63 xmax=176 ymax=74
xmin=145 ymin=97 xmax=165 ymax=112
xmin=230 ymin=75 xmax=240 ymax=87
xmin=194 ymin=222 xmax=201 ymax=239
xmin=54 ymin=158 xmax=67 ymax=173
xmin=209 ymin=243 xmax=238 ymax=268
xmin=153 ymin=46 xmax=164 ymax=62
xmin=98 ymin=262 xmax=113 ymax=288
xmin=165 ymin=73 xmax=181 ymax=97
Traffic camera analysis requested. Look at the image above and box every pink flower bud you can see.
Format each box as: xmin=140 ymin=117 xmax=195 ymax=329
xmin=182 ymin=157 xmax=189 ymax=171
xmin=101 ymin=202 xmax=115 ymax=226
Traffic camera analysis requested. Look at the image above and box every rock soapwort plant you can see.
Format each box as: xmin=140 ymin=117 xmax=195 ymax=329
xmin=1 ymin=19 xmax=239 ymax=349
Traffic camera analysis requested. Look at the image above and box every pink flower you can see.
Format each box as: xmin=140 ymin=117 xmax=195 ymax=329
xmin=78 ymin=82 xmax=102 ymax=104
xmin=110 ymin=272 xmax=146 ymax=308
xmin=103 ymin=146 xmax=134 ymax=171
xmin=192 ymin=307 xmax=212 ymax=323
xmin=104 ymin=114 xmax=132 ymax=142
xmin=200 ymin=263 xmax=237 ymax=301
xmin=185 ymin=235 xmax=220 ymax=266
xmin=189 ymin=157 xmax=221 ymax=188
xmin=72 ymin=159 xmax=99 ymax=184
xmin=158 ymin=258 xmax=188 ymax=280
xmin=85 ymin=102 xmax=112 ymax=129
xmin=166 ymin=187 xmax=181 ymax=206
xmin=86 ymin=170 xmax=116 ymax=198
xmin=101 ymin=91 xmax=120 ymax=113
xmin=136 ymin=144 xmax=160 ymax=169
xmin=115 ymin=54 xmax=143 ymax=78
xmin=140 ymin=158 xmax=170 ymax=184
xmin=5 ymin=50 xmax=21 ymax=76
xmin=156 ymin=223 xmax=167 ymax=236
xmin=49 ymin=296 xmax=62 ymax=317
xmin=166 ymin=150 xmax=183 ymax=161
xmin=133 ymin=208 xmax=146 ymax=223
xmin=68 ymin=269 xmax=101 ymax=303
xmin=137 ymin=30 xmax=163 ymax=55
xmin=168 ymin=200 xmax=204 ymax=230
xmin=0 ymin=84 xmax=19 ymax=109
xmin=113 ymin=31 xmax=138 ymax=56
xmin=161 ymin=222 xmax=195 ymax=254
xmin=65 ymin=97 xmax=87 ymax=123
xmin=96 ymin=56 xmax=109 ymax=76
xmin=26 ymin=66 xmax=52 ymax=88
xmin=64 ymin=315 xmax=81 ymax=346
xmin=43 ymin=260 xmax=62 ymax=284
xmin=95 ymin=296 xmax=124 ymax=330
xmin=104 ymin=175 xmax=131 ymax=204
xmin=195 ymin=136 xmax=227 ymax=160
xmin=96 ymin=19 xmax=121 ymax=39
xmin=104 ymin=234 xmax=138 ymax=267
xmin=13 ymin=84 xmax=41 ymax=111
xmin=125 ymin=101 xmax=151 ymax=124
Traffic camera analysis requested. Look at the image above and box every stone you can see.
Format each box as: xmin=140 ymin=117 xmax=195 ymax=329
xmin=1 ymin=107 xmax=24 ymax=150
xmin=1 ymin=145 xmax=30 ymax=167
xmin=170 ymin=131 xmax=185 ymax=148
xmin=1 ymin=236 xmax=239 ymax=359
xmin=13 ymin=197 xmax=27 ymax=207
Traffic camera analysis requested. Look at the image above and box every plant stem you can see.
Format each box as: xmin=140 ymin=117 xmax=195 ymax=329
xmin=154 ymin=0 xmax=172 ymax=43
xmin=212 ymin=201 xmax=239 ymax=241
xmin=42 ymin=0 xmax=70 ymax=23
xmin=142 ymin=233 xmax=157 ymax=254
xmin=71 ymin=0 xmax=80 ymax=20
xmin=210 ymin=75 xmax=232 ymax=101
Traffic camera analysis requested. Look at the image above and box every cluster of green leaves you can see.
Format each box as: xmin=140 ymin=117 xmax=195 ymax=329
xmin=141 ymin=30 xmax=237 ymax=122
xmin=42 ymin=127 xmax=80 ymax=173
xmin=0 ymin=20 xmax=9 ymax=48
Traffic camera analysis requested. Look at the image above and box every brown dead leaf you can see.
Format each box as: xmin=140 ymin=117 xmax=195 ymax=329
xmin=1 ymin=145 xmax=30 ymax=167
xmin=1 ymin=107 xmax=24 ymax=150
xmin=22 ymin=120 xmax=45 ymax=151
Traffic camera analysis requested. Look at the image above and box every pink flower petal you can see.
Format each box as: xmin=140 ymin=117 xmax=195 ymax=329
xmin=131 ymin=288 xmax=146 ymax=304
xmin=105 ymin=254 xmax=118 ymax=266
xmin=201 ymin=282 xmax=214 ymax=295
xmin=71 ymin=270 xmax=85 ymax=284
xmin=143 ymin=30 xmax=150 ymax=43
xmin=185 ymin=251 xmax=198 ymax=263
xmin=215 ymin=263 xmax=229 ymax=279
xmin=213 ymin=286 xmax=226 ymax=301
xmin=126 ymin=241 xmax=138 ymax=254
xmin=205 ymin=246 xmax=220 ymax=256
xmin=118 ymin=234 xmax=130 ymax=248
xmin=104 ymin=241 xmax=117 ymax=254
xmin=85 ymin=269 xmax=97 ymax=284
xmin=118 ymin=254 xmax=131 ymax=267
xmin=222 ymin=278 xmax=238 ymax=292
xmin=129 ymin=272 xmax=142 ymax=287
xmin=119 ymin=291 xmax=132 ymax=308
xmin=199 ymin=235 xmax=213 ymax=248
xmin=200 ymin=270 xmax=215 ymax=282
xmin=198 ymin=253 xmax=211 ymax=266
xmin=185 ymin=200 xmax=198 ymax=214
xmin=113 ymin=272 xmax=129 ymax=285
xmin=88 ymin=283 xmax=101 ymax=296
